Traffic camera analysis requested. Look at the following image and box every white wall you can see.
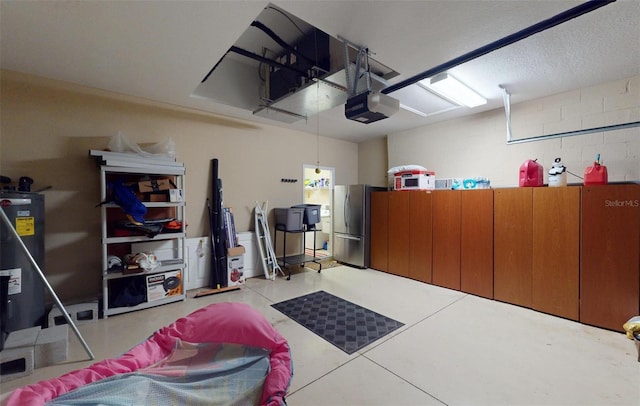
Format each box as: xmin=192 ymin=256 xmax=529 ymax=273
xmin=358 ymin=137 xmax=388 ymax=187
xmin=0 ymin=70 xmax=359 ymax=300
xmin=388 ymin=76 xmax=640 ymax=187
xmin=2 ymin=69 xmax=638 ymax=301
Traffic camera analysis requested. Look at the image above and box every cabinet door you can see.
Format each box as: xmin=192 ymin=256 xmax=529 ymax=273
xmin=408 ymin=191 xmax=433 ymax=283
xmin=581 ymin=184 xmax=640 ymax=331
xmin=461 ymin=189 xmax=494 ymax=299
xmin=494 ymin=188 xmax=533 ymax=307
xmin=532 ymin=187 xmax=580 ymax=320
xmin=388 ymin=192 xmax=410 ymax=277
xmin=432 ymin=190 xmax=461 ymax=290
xmin=370 ymin=192 xmax=389 ymax=272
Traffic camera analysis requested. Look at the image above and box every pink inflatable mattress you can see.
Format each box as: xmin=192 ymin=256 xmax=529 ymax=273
xmin=8 ymin=302 xmax=293 ymax=405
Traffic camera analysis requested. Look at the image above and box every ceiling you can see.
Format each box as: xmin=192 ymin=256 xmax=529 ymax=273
xmin=1 ymin=1 xmax=639 ymax=143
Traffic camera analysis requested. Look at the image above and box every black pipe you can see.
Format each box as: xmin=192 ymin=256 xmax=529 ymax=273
xmin=382 ymin=0 xmax=616 ymax=95
xmin=212 ymin=159 xmax=227 ymax=288
xmin=229 ymin=46 xmax=312 ymax=80
xmin=201 ymin=53 xmax=228 ymax=83
xmin=202 ymin=45 xmax=313 ymax=84
xmin=207 ymin=197 xmax=217 ymax=288
xmin=208 ymin=160 xmax=219 ymax=288
xmin=251 ymin=21 xmax=317 ymax=68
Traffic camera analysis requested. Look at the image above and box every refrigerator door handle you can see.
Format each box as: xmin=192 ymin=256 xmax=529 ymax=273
xmin=335 ymin=234 xmax=361 ymax=241
xmin=344 ymin=193 xmax=349 ymax=228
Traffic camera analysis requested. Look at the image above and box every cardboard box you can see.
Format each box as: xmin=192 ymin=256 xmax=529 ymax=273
xmin=149 ymin=193 xmax=168 ymax=202
xmin=138 ymin=178 xmax=173 ymax=193
xmin=228 ymin=245 xmax=245 ymax=257
xmin=227 ymin=245 xmax=245 ymax=286
xmin=227 ymin=255 xmax=245 ymax=286
xmin=169 ymin=189 xmax=183 ymax=202
xmin=146 ymin=270 xmax=182 ymax=302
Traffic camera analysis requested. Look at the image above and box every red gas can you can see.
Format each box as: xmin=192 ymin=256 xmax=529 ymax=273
xmin=584 ymin=162 xmax=608 ymax=185
xmin=519 ymin=159 xmax=544 ymax=187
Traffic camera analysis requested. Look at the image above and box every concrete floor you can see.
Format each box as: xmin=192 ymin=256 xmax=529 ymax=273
xmin=2 ymin=265 xmax=639 ymax=405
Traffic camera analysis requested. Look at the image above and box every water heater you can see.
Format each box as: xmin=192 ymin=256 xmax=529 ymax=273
xmin=0 ymin=191 xmax=46 ymax=335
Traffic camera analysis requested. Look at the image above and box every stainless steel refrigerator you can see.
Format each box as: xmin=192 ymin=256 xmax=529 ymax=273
xmin=333 ymin=184 xmax=385 ymax=268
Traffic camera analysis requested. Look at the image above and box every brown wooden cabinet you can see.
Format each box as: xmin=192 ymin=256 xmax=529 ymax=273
xmin=369 ymin=191 xmax=432 ymax=280
xmin=388 ymin=192 xmax=410 ymax=277
xmin=370 ymin=184 xmax=639 ymax=333
xmin=460 ymin=189 xmax=494 ymax=299
xmin=370 ymin=191 xmax=389 ymax=272
xmin=494 ymin=187 xmax=581 ymax=318
xmin=408 ymin=191 xmax=433 ymax=283
xmin=581 ymin=184 xmax=640 ymax=331
xmin=432 ymin=190 xmax=461 ymax=290
xmin=494 ymin=188 xmax=533 ymax=308
xmin=532 ymin=187 xmax=580 ymax=321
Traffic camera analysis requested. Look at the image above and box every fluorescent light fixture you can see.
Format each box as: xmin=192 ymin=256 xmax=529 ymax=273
xmin=420 ymin=73 xmax=487 ymax=108
xmin=399 ymin=103 xmax=427 ymax=117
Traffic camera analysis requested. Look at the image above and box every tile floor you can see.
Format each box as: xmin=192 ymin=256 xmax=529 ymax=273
xmin=2 ymin=265 xmax=639 ymax=405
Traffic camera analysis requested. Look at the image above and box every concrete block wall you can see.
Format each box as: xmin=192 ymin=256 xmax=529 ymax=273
xmin=48 ymin=301 xmax=99 ymax=327
xmin=35 ymin=324 xmax=69 ymax=369
xmin=0 ymin=327 xmax=39 ymax=382
xmin=388 ymin=75 xmax=640 ymax=187
xmin=511 ymin=75 xmax=640 ymax=182
xmin=0 ymin=325 xmax=69 ymax=382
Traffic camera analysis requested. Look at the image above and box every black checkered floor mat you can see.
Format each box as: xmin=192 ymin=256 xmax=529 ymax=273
xmin=272 ymin=290 xmax=404 ymax=354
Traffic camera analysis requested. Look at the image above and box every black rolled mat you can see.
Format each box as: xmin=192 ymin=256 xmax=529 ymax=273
xmin=272 ymin=290 xmax=404 ymax=354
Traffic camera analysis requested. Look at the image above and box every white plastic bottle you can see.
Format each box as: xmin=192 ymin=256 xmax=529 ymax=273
xmin=548 ymin=157 xmax=567 ymax=187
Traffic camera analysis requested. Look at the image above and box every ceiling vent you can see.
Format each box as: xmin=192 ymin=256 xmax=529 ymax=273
xmin=192 ymin=3 xmax=454 ymax=124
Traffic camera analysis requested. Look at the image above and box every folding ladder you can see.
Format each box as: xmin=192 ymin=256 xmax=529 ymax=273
xmin=254 ymin=201 xmax=283 ymax=280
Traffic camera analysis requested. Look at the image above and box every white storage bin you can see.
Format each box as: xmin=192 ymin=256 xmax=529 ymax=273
xmin=237 ymin=232 xmax=260 ymax=278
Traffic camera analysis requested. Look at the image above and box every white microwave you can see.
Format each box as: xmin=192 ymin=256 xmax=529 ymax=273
xmin=393 ymin=171 xmax=435 ymax=190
